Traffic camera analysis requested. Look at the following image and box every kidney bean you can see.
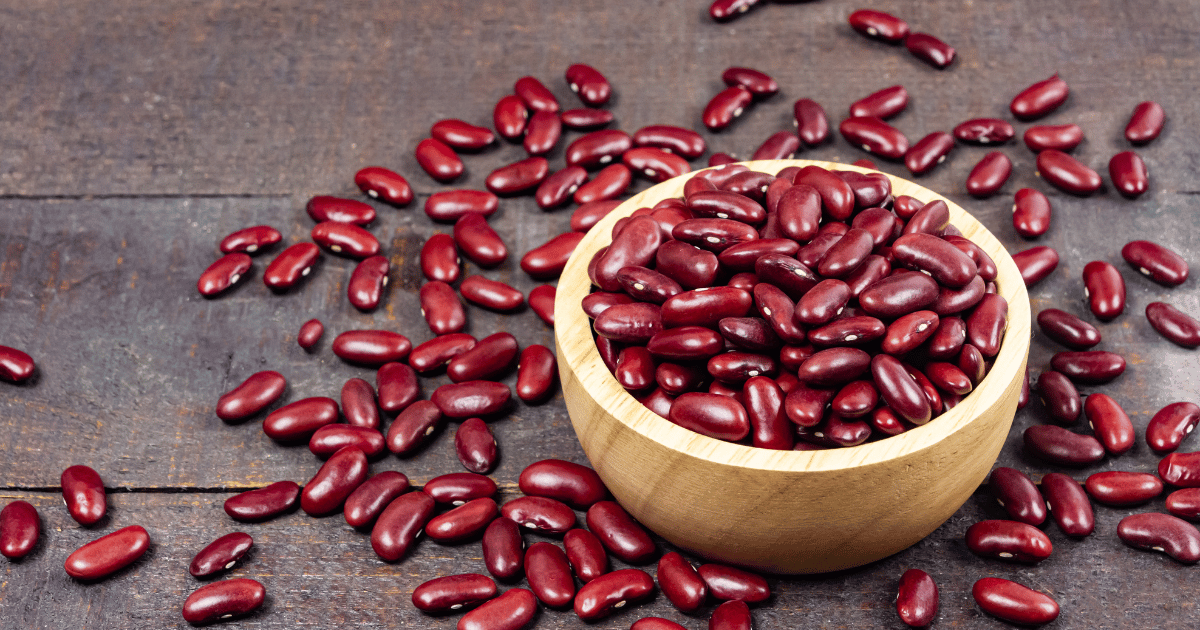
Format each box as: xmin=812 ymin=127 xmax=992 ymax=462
xmin=933 ymin=275 xmax=985 ymax=316
xmin=1161 ymin=450 xmax=1200 ymax=487
xmin=197 ymin=253 xmax=252 ymax=298
xmin=653 ymin=362 xmax=705 ymax=396
xmin=865 ymin=354 xmax=928 ymax=424
xmin=1080 ymin=260 xmax=1126 ymax=320
xmin=518 ymin=460 xmax=608 ymax=510
xmin=1079 ymin=394 xmax=1134 ymax=457
xmin=0 ymin=501 xmax=38 ymax=560
xmin=224 ymin=481 xmax=301 ymax=522
xmin=594 ymin=303 xmax=664 ymax=345
xmin=710 ymin=600 xmax=753 ymax=630
xmin=953 ymin=118 xmax=1015 ymax=144
xmin=963 ymin=293 xmax=1006 ymax=357
xmin=1036 ymin=472 xmax=1094 ymax=537
xmin=432 ymin=381 xmax=511 ymax=420
xmin=672 ymin=217 xmax=760 ymax=253
xmin=371 ymin=491 xmax=435 ymax=562
xmin=965 ymin=519 xmax=1052 ymax=563
xmin=585 ymin=500 xmax=655 ymax=564
xmin=906 ymin=33 xmax=955 ymax=68
xmin=1108 ymin=150 xmax=1149 ymax=197
xmin=746 ymin=132 xmax=797 ymax=161
xmin=755 ymin=255 xmax=821 ymax=301
xmin=903 ymin=131 xmax=953 ymax=175
xmin=790 ymin=279 xmax=848 ymax=326
xmin=621 ymin=149 xmax=689 ymax=184
xmin=648 ymin=552 xmax=705 ymax=613
xmin=432 ymin=119 xmax=496 ymax=150
xmin=848 ymin=86 xmax=906 ymax=120
xmin=413 ymin=573 xmax=498 ymax=614
xmin=572 ymin=568 xmax=655 ymax=621
xmin=616 ymin=346 xmax=655 ymax=392
xmin=344 ymin=471 xmax=410 ymax=529
xmin=213 ymin=371 xmax=285 ymax=423
xmin=454 ymin=213 xmax=508 ymax=267
xmin=493 ymin=94 xmax=529 ymax=141
xmin=512 ymin=345 xmax=555 ymax=404
xmin=814 ymin=228 xmax=871 ymax=279
xmin=1084 ymin=472 xmax=1161 ymax=508
xmin=1126 ymin=100 xmax=1165 ymax=143
xmin=263 ymin=241 xmax=320 ymax=290
xmin=1037 ymin=370 xmax=1081 ymax=424
xmin=335 ymin=379 xmax=378 ymax=431
xmin=921 ymin=362 xmax=970 ymax=397
xmin=713 ymin=242 xmax=794 ymax=276
xmin=1048 ymin=351 xmax=1123 ymax=386
xmin=533 ymin=169 xmax=587 ymax=211
xmin=583 ymin=291 xmax=635 ymax=319
xmin=576 ymin=164 xmax=633 ymax=204
xmin=780 ymin=102 xmax=828 ymax=153
xmin=721 ymin=66 xmax=777 ymax=97
xmin=311 ymin=221 xmax=379 ymax=259
xmin=964 ymin=151 xmax=1012 ymax=198
xmin=459 ymin=276 xmax=523 ymax=313
xmin=352 ymin=166 xmax=415 ymax=206
xmin=1145 ymin=402 xmax=1200 ymax=454
xmin=895 ymin=568 xmax=937 ymax=628
xmin=309 ymin=425 xmax=385 ymax=460
xmin=528 ymin=285 xmax=555 ymax=327
xmin=479 ymin=517 xmax=526 ymax=582
xmin=1006 ymin=188 xmax=1051 ymax=239
xmin=900 ymin=199 xmax=948 ymax=238
xmin=514 ymin=76 xmax=558 ymax=113
xmin=956 ymin=345 xmax=986 ymax=387
xmin=880 ymin=311 xmax=939 ymax=356
xmin=686 ymin=191 xmax=766 ymax=226
xmin=782 ymin=385 xmax=834 ymax=427
xmin=484 ymin=157 xmax=548 ymax=196
xmin=1034 ymin=309 xmax=1096 ymax=352
xmin=460 ymin=587 xmax=537 ymax=630
xmin=667 ymin=392 xmax=749 ymax=441
xmin=1122 ymin=241 xmax=1188 ymax=286
xmin=1146 ymin=302 xmax=1200 ymax=348
xmin=631 ymin=125 xmax=706 ymax=159
xmin=305 ymin=195 xmax=375 ymax=226
xmin=839 ymin=116 xmax=909 ymax=159
xmin=59 ymin=464 xmax=107 ymax=527
xmin=301 ymin=446 xmax=368 ymax=516
xmin=661 ymin=287 xmax=753 ymax=330
xmin=414 ymin=137 xmax=464 ymax=182
xmin=426 ymin=497 xmax=499 ymax=544
xmin=417 ymin=238 xmax=458 ymax=287
xmin=972 ymin=577 xmax=1058 ymax=625
xmin=188 ymin=532 xmax=253 ymax=579
xmin=1025 ymin=425 xmax=1105 ymax=466
xmin=425 ymin=190 xmax=499 ymax=224
xmin=859 ymin=271 xmax=940 ymax=319
xmin=989 ymin=467 xmax=1046 ymax=525
xmin=1037 ymin=149 xmax=1102 ymax=195
xmin=443 ymin=333 xmax=517 ymax=385
xmin=455 ymin=418 xmax=498 ymax=474
xmin=1118 ymin=512 xmax=1200 ymax=563
xmin=1022 ymin=124 xmax=1083 ymax=153
xmin=925 ymin=317 xmax=966 ymax=361
xmin=945 ymin=236 xmax=997 ymax=283
xmin=593 ymin=218 xmax=661 ymax=292
xmin=1010 ymin=74 xmax=1069 ymax=120
xmin=798 ymin=317 xmax=876 ymax=351
xmin=342 ymin=257 xmax=388 ymax=312
xmin=181 ymin=578 xmax=265 ymax=625
xmin=385 ymin=400 xmax=444 ymax=456
xmin=740 ymin=375 xmax=791 ymax=449
xmin=423 ymin=473 xmax=495 ymax=507
xmin=63 ymin=524 xmax=149 ymax=580
xmin=220 ymin=225 xmax=281 ymax=255
xmin=769 ymin=188 xmax=818 ymax=245
xmin=564 ymin=63 xmax=611 ymax=106
xmin=892 ymin=234 xmax=977 ymax=288
xmin=847 ymin=9 xmax=909 ymax=42
xmin=697 ymin=563 xmax=769 ymax=603
xmin=1167 ymin=488 xmax=1200 ymax=520
xmin=557 ymin=530 xmax=606 ymax=585
xmin=565 ymin=130 xmax=632 ymax=170
xmin=703 ymin=86 xmax=753 ymax=131
xmin=1012 ymin=245 xmax=1059 ymax=287
xmin=520 ymin=542 xmax=575 ymax=608
xmin=521 ymin=111 xmax=561 ymax=157
xmin=331 ymin=331 xmax=410 ymax=367
xmin=496 ymin=496 xmax=574 ymax=535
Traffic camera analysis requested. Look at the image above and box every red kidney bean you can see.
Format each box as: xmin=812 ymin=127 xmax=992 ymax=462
xmin=306 ymin=195 xmax=376 ymax=226
xmin=965 ymin=293 xmax=1007 ymax=357
xmin=1168 ymin=488 xmax=1200 ymax=520
xmin=446 ymin=333 xmax=518 ymax=384
xmin=672 ymin=217 xmax=760 ymax=253
xmin=424 ymin=472 xmax=497 ymax=507
xmin=262 ymin=397 xmax=338 ymax=442
xmin=460 ymin=276 xmax=524 ymax=312
xmin=528 ymin=284 xmax=555 ymax=327
xmin=1010 ymin=188 xmax=1051 ymax=238
xmin=793 ymin=279 xmax=850 ymax=326
xmin=386 ymin=400 xmax=444 ymax=456
xmin=220 ymin=225 xmax=281 ymax=255
xmin=64 ymin=524 xmax=149 ymax=580
xmin=656 ymin=362 xmax=708 ymax=396
xmin=722 ymin=66 xmax=777 ymax=97
xmin=1161 ymin=451 xmax=1200 ymax=487
xmin=189 ymin=532 xmax=253 ymax=578
xmin=355 ymin=166 xmax=412 ymax=206
xmin=311 ymin=221 xmax=380 ymax=259
xmin=784 ymin=99 xmax=829 ymax=148
xmin=573 ymin=568 xmax=655 ymax=621
xmin=586 ymin=500 xmax=656 ymax=564
xmin=933 ymin=275 xmax=985 ymax=315
xmin=808 ymin=315 xmax=885 ymax=348
xmin=1122 ymin=240 xmax=1188 ymax=285
xmin=574 ymin=163 xmax=632 ymax=204
xmin=850 ymin=85 xmax=908 ymax=120
xmin=523 ymin=542 xmax=575 ymax=608
xmin=413 ymin=335 xmax=478 ymax=376
xmin=344 ymin=471 xmax=410 ymax=529
xmin=953 ymin=118 xmax=1015 ymax=144
xmin=881 ymin=310 xmax=940 ymax=355
xmin=816 ymin=227 xmax=872 ymax=278
xmin=1085 ymin=471 xmax=1162 ymax=507
xmin=519 ymin=460 xmax=608 ymax=509
xmin=668 ymin=392 xmax=750 ymax=441
xmin=413 ymin=573 xmax=498 ymax=614
xmin=454 ymin=213 xmax=508 ymax=267
xmin=339 ymin=378 xmax=379 ymax=430
xmin=716 ymin=241 xmax=796 ymax=275
xmin=656 ymin=551 xmax=707 ymax=612
xmin=455 ymin=418 xmax=498 ymax=474
xmin=990 ymin=467 xmax=1046 ymax=525
xmin=301 ymin=445 xmax=368 ymax=516
xmin=1037 ymin=370 xmax=1081 ymax=424
xmin=566 ymin=129 xmax=633 ymax=169
xmin=632 ymin=125 xmax=706 ymax=159
xmin=500 ymin=496 xmax=576 ymax=535
xmin=344 ymin=255 xmax=388 ymax=311
xmin=709 ymin=600 xmax=752 ymax=630
xmin=309 ymin=424 xmax=385 ymax=460
xmin=459 ymin=587 xmax=537 ymax=630
xmin=869 ymin=354 xmax=930 ymax=424
xmin=197 ymin=253 xmax=251 ymax=298
xmin=1146 ymin=402 xmax=1200 ymax=453
xmin=957 ymin=344 xmax=986 ymax=386
xmin=838 ymin=172 xmax=892 ymax=211
xmin=1027 ymin=122 xmax=1088 ymax=153
xmin=1010 ymin=74 xmax=1069 ymax=120
xmin=594 ymin=216 xmax=662 ymax=291
xmin=698 ymin=563 xmax=769 ymax=603
xmin=839 ymin=116 xmax=909 ymax=159
xmin=1081 ymin=260 xmax=1126 ymax=320
xmin=847 ymin=9 xmax=909 ymax=42
xmin=1012 ymin=245 xmax=1059 ymax=287
xmin=624 ymin=148 xmax=691 ymax=183
xmin=901 ymin=199 xmax=949 ymax=237
xmin=750 ymin=131 xmax=799 ymax=161
xmin=515 ymin=345 xmax=556 ymax=403
xmin=859 ymin=271 xmax=940 ymax=319
xmin=796 ymin=345 xmax=871 ymax=386
xmin=536 ymin=167 xmax=588 ymax=210
xmin=216 ymin=371 xmax=286 ymax=422
xmin=1049 ymin=350 xmax=1124 ymax=385
xmin=964 ymin=151 xmax=1012 ymax=198
xmin=965 ymin=519 xmax=1052 ymax=563
xmin=332 ymin=330 xmax=411 ymax=367
xmin=687 ymin=190 xmax=766 ymax=225
xmin=482 ymin=517 xmax=525 ymax=581
xmin=594 ymin=302 xmax=664 ymax=345
xmin=61 ymin=465 xmax=106 ymax=526
xmin=565 ymin=63 xmax=611 ymax=106
xmin=563 ymin=529 xmax=608 ymax=583
xmin=755 ymin=254 xmax=820 ymax=300
xmin=743 ymin=376 xmax=792 ymax=449
xmin=1126 ymin=100 xmax=1165 ymax=143
xmin=662 ymin=286 xmax=753 ymax=329
xmin=926 ymin=316 xmax=965 ymax=360
xmin=923 ymin=362 xmax=972 ymax=396
xmin=181 ymin=578 xmax=265 ymax=625
xmin=415 ymin=137 xmax=464 ymax=183
xmin=485 ymin=157 xmax=549 ymax=196
xmin=906 ymin=33 xmax=955 ymax=68
xmin=972 ymin=577 xmax=1059 ymax=625
xmin=784 ymin=384 xmax=835 ymax=427
xmin=426 ymin=497 xmax=499 ymax=544
xmin=892 ymin=233 xmax=977 ymax=288
xmin=904 ymin=132 xmax=954 ymax=175
xmin=1118 ymin=512 xmax=1200 ymax=563
xmin=514 ymin=76 xmax=559 ymax=112
xmin=844 ymin=255 xmax=891 ymax=299
xmin=1039 ymin=472 xmax=1094 ymax=536
xmin=371 ymin=491 xmax=435 ymax=562
xmin=523 ymin=110 xmax=561 ymax=156
xmin=263 ymin=241 xmax=320 ymax=290
xmin=1147 ymin=302 xmax=1200 ymax=348
xmin=772 ymin=184 xmax=820 ymax=243
xmin=895 ymin=568 xmax=937 ymax=628
xmin=616 ymin=346 xmax=655 ymax=391
xmin=1037 ymin=309 xmax=1100 ymax=351
xmin=0 ymin=501 xmax=38 ymax=560
xmin=1109 ymin=150 xmax=1149 ymax=197
xmin=224 ymin=481 xmax=300 ymax=522
xmin=425 ymin=190 xmax=500 ymax=223
xmin=584 ymin=291 xmax=635 ymax=319
xmin=432 ymin=119 xmax=496 ymax=150
xmin=1025 ymin=425 xmax=1105 ymax=466
xmin=703 ymin=86 xmax=754 ymax=131
xmin=1037 ymin=149 xmax=1102 ymax=195
xmin=945 ymin=235 xmax=997 ymax=281
xmin=420 ymin=235 xmax=460 ymax=285
xmin=830 ymin=380 xmax=878 ymax=418
xmin=494 ymin=94 xmax=529 ymax=141
xmin=1081 ymin=393 xmax=1134 ymax=456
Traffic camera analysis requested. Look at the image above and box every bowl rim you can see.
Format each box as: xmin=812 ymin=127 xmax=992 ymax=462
xmin=554 ymin=159 xmax=1032 ymax=474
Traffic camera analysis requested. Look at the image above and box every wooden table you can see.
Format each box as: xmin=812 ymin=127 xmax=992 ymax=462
xmin=2 ymin=1 xmax=1198 ymax=627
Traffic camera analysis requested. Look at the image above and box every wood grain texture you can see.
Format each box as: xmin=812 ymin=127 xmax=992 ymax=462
xmin=0 ymin=0 xmax=1199 ymax=626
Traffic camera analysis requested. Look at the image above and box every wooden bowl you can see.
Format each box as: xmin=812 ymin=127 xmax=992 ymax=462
xmin=554 ymin=160 xmax=1031 ymax=574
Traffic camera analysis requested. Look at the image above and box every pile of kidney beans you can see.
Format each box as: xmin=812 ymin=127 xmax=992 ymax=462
xmin=4 ymin=4 xmax=1200 ymax=629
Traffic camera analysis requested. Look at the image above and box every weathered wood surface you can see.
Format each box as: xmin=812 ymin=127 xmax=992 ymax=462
xmin=1 ymin=0 xmax=1199 ymax=627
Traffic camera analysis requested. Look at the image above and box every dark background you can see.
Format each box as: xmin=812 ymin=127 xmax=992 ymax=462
xmin=1 ymin=1 xmax=1198 ymax=627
